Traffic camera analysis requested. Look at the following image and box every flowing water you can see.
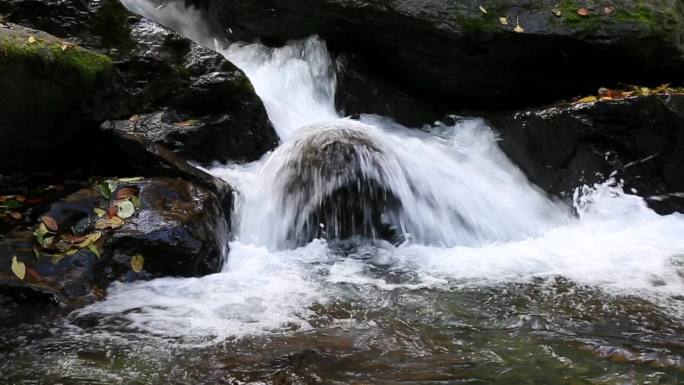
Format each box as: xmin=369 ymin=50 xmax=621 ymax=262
xmin=2 ymin=1 xmax=684 ymax=384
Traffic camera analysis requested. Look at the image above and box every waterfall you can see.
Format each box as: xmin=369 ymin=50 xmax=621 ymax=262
xmin=85 ymin=0 xmax=684 ymax=340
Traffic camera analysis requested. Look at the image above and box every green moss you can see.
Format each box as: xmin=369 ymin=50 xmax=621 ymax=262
xmin=0 ymin=31 xmax=113 ymax=82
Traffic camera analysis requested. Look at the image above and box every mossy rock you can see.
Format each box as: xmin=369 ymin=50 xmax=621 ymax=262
xmin=0 ymin=23 xmax=116 ymax=174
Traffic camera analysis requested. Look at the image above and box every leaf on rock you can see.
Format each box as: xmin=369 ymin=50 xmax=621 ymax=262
xmin=119 ymin=177 xmax=144 ymax=183
xmin=41 ymin=215 xmax=58 ymax=232
xmin=115 ymin=187 xmax=138 ymax=200
xmin=577 ymin=96 xmax=598 ymax=103
xmin=97 ymin=182 xmax=112 ymax=199
xmin=94 ymin=208 xmax=106 ymax=218
xmin=9 ymin=211 xmax=21 ymax=220
xmin=551 ymin=6 xmax=562 ymax=17
xmin=131 ymin=196 xmax=141 ymax=209
xmin=76 ymin=232 xmax=102 ymax=248
xmin=130 ymin=254 xmax=144 ymax=273
xmin=27 ymin=36 xmax=36 ymax=44
xmin=479 ymin=5 xmax=487 ymax=14
xmin=499 ymin=17 xmax=508 ymax=25
xmin=603 ymin=6 xmax=614 ymax=14
xmin=577 ymin=8 xmax=589 ymax=16
xmin=117 ymin=200 xmax=135 ymax=219
xmin=11 ymin=256 xmax=25 ymax=280
xmin=87 ymin=244 xmax=101 ymax=258
xmin=34 ymin=223 xmax=49 ymax=245
xmin=108 ymin=206 xmax=118 ymax=218
xmin=514 ymin=23 xmax=524 ymax=33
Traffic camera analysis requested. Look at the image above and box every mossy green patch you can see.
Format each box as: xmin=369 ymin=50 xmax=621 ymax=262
xmin=0 ymin=27 xmax=113 ymax=83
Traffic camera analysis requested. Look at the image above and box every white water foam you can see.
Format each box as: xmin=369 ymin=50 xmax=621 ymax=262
xmin=87 ymin=0 xmax=684 ymax=340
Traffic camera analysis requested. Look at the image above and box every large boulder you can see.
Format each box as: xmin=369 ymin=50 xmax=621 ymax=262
xmin=187 ymin=0 xmax=684 ymax=111
xmin=0 ymin=23 xmax=116 ymax=174
xmin=0 ymin=0 xmax=276 ymax=172
xmin=0 ymin=177 xmax=227 ymax=306
xmin=488 ymin=94 xmax=684 ymax=213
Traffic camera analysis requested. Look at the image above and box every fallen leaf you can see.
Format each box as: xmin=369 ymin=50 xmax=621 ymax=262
xmin=129 ymin=115 xmax=140 ymax=122
xmin=499 ymin=17 xmax=508 ymax=25
xmin=131 ymin=196 xmax=141 ymax=209
xmin=94 ymin=208 xmax=106 ymax=218
xmin=34 ymin=223 xmax=49 ymax=245
xmin=11 ymin=256 xmax=25 ymax=280
xmin=130 ymin=254 xmax=144 ymax=273
xmin=76 ymin=232 xmax=102 ymax=248
xmin=604 ymin=6 xmax=614 ymax=14
xmin=577 ymin=8 xmax=589 ymax=17
xmin=87 ymin=244 xmax=101 ymax=258
xmin=551 ymin=6 xmax=562 ymax=17
xmin=108 ymin=206 xmax=118 ymax=218
xmin=97 ymin=182 xmax=112 ymax=199
xmin=9 ymin=211 xmax=21 ymax=220
xmin=118 ymin=177 xmax=143 ymax=183
xmin=514 ymin=24 xmax=524 ymax=33
xmin=95 ymin=216 xmax=124 ymax=230
xmin=479 ymin=5 xmax=488 ymax=14
xmin=60 ymin=42 xmax=71 ymax=51
xmin=115 ymin=187 xmax=138 ymax=200
xmin=41 ymin=215 xmax=59 ymax=232
xmin=41 ymin=236 xmax=55 ymax=248
xmin=14 ymin=196 xmax=26 ymax=203
xmin=175 ymin=120 xmax=198 ymax=128
xmin=117 ymin=200 xmax=135 ymax=219
xmin=109 ymin=216 xmax=124 ymax=228
xmin=577 ymin=96 xmax=598 ymax=103
xmin=27 ymin=36 xmax=36 ymax=44
xmin=107 ymin=180 xmax=119 ymax=195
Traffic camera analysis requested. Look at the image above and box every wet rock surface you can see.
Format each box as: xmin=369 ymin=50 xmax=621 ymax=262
xmin=0 ymin=0 xmax=275 ymax=173
xmin=489 ymin=95 xmax=684 ymax=213
xmin=187 ymin=0 xmax=684 ymax=111
xmin=0 ymin=177 xmax=227 ymax=306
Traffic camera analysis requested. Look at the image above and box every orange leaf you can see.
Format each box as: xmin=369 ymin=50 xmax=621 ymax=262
xmin=108 ymin=206 xmax=118 ymax=218
xmin=577 ymin=8 xmax=589 ymax=16
xmin=41 ymin=215 xmax=58 ymax=232
xmin=115 ymin=187 xmax=138 ymax=200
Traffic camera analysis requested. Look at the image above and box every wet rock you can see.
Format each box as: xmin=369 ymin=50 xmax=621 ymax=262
xmin=0 ymin=23 xmax=116 ymax=174
xmin=488 ymin=95 xmax=684 ymax=213
xmin=281 ymin=125 xmax=400 ymax=244
xmin=334 ymin=53 xmax=442 ymax=127
xmin=102 ymin=108 xmax=278 ymax=165
xmin=188 ymin=0 xmax=684 ymax=111
xmin=100 ymin=129 xmax=234 ymax=221
xmin=0 ymin=0 xmax=275 ymax=172
xmin=0 ymin=177 xmax=227 ymax=306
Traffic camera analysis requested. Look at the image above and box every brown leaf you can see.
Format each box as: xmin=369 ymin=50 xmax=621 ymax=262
xmin=115 ymin=187 xmax=138 ymax=200
xmin=604 ymin=6 xmax=614 ymax=14
xmin=9 ymin=211 xmax=21 ymax=220
xmin=41 ymin=215 xmax=58 ymax=232
xmin=577 ymin=8 xmax=589 ymax=16
xmin=108 ymin=206 xmax=118 ymax=218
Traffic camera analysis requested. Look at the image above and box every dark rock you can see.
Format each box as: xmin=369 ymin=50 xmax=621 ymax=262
xmin=99 ymin=128 xmax=234 ymax=221
xmin=187 ymin=0 xmax=684 ymax=111
xmin=488 ymin=95 xmax=684 ymax=214
xmin=280 ymin=124 xmax=400 ymax=245
xmin=0 ymin=0 xmax=275 ymax=173
xmin=0 ymin=23 xmax=116 ymax=174
xmin=0 ymin=177 xmax=228 ymax=306
xmin=334 ymin=53 xmax=442 ymax=127
xmin=102 ymin=108 xmax=277 ymax=165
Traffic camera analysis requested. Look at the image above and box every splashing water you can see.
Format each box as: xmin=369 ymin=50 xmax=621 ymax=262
xmin=87 ymin=0 xmax=684 ymax=345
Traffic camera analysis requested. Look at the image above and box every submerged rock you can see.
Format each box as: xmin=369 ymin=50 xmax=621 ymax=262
xmin=489 ymin=95 xmax=684 ymax=213
xmin=188 ymin=0 xmax=684 ymax=111
xmin=0 ymin=177 xmax=227 ymax=306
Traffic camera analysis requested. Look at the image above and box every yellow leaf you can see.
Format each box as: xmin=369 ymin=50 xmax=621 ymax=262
xmin=577 ymin=96 xmax=598 ymax=103
xmin=479 ymin=5 xmax=488 ymax=14
xmin=94 ymin=208 xmax=106 ymax=217
xmin=514 ymin=24 xmax=524 ymax=33
xmin=27 ymin=36 xmax=36 ymax=44
xmin=130 ymin=254 xmax=144 ymax=273
xmin=60 ymin=43 xmax=69 ymax=51
xmin=499 ymin=17 xmax=509 ymax=25
xmin=11 ymin=256 xmax=25 ymax=280
xmin=76 ymin=231 xmax=102 ymax=248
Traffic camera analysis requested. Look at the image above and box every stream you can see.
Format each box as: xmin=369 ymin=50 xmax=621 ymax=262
xmin=1 ymin=1 xmax=683 ymax=384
